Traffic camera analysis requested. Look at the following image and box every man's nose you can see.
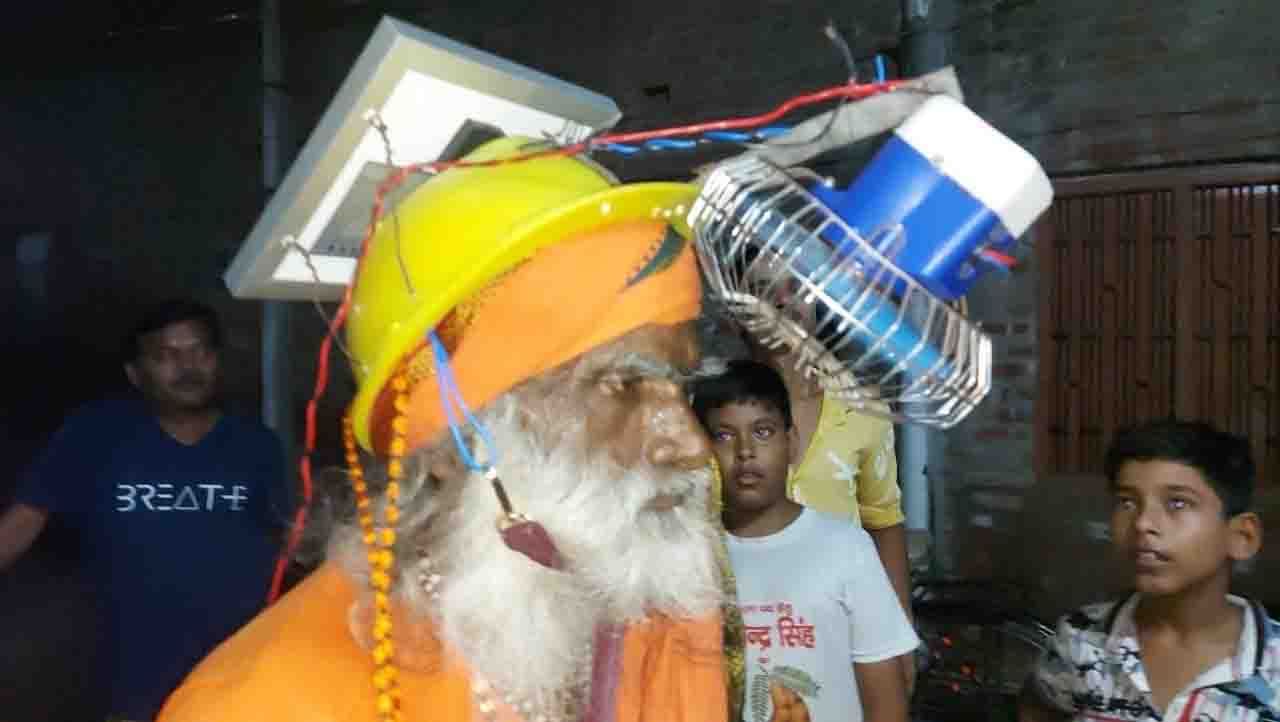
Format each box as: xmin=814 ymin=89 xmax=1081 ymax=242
xmin=735 ymin=437 xmax=756 ymax=461
xmin=1132 ymin=503 xmax=1161 ymax=535
xmin=174 ymin=346 xmax=210 ymax=367
xmin=643 ymin=383 xmax=712 ymax=470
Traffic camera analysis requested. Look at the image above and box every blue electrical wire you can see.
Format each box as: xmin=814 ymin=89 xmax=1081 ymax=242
xmin=874 ymin=54 xmax=887 ymax=83
xmin=429 ymin=331 xmax=498 ymax=473
xmin=755 ymin=125 xmax=791 ymax=139
xmin=596 ymin=125 xmax=793 ymax=156
xmin=600 ymin=143 xmax=642 ymax=155
xmin=644 ymin=138 xmax=699 ymax=150
xmin=699 ymin=132 xmax=745 ymax=143
xmin=702 ymin=125 xmax=790 ymax=143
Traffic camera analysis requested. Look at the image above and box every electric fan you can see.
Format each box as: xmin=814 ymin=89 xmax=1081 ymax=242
xmin=689 ymin=94 xmax=1052 ymax=428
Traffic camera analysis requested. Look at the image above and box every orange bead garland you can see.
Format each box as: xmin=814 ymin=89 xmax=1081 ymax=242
xmin=344 ymin=368 xmax=411 ymax=722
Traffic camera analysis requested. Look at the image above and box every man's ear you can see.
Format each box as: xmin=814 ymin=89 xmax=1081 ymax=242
xmin=124 ymin=362 xmax=140 ymax=389
xmin=788 ymin=424 xmax=801 ymax=465
xmin=1227 ymin=511 xmax=1263 ymax=562
xmin=426 ymin=446 xmax=468 ymax=489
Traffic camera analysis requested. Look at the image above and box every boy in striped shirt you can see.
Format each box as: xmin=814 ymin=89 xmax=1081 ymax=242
xmin=1020 ymin=420 xmax=1279 ymax=722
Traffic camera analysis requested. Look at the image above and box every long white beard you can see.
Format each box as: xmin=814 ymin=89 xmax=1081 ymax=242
xmin=391 ymin=395 xmax=723 ymax=703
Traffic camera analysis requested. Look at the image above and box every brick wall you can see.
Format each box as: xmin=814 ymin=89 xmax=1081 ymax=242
xmin=949 ymin=0 xmax=1280 ymax=172
xmin=925 ymin=231 xmax=1041 ymax=576
xmin=923 ymin=0 xmax=1279 ymax=580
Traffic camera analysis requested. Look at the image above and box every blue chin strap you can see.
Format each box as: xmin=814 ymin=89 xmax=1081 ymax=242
xmin=427 ymin=330 xmax=564 ymax=571
xmin=428 ymin=331 xmax=498 ymax=474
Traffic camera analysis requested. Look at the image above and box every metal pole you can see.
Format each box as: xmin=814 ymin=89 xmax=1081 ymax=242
xmin=897 ymin=0 xmax=958 ymax=569
xmin=261 ymin=0 xmax=294 ymax=460
xmin=900 ymin=0 xmax=954 ymax=77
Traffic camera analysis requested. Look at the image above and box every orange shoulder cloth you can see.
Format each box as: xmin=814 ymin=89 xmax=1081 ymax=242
xmin=158 ymin=563 xmax=727 ymax=722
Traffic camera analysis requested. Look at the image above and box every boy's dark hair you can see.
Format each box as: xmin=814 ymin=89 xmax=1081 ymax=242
xmin=1104 ymin=419 xmax=1255 ymax=516
xmin=125 ymin=299 xmax=224 ymax=362
xmin=691 ymin=359 xmax=793 ymax=429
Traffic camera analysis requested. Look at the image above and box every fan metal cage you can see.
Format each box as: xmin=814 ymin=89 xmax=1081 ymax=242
xmin=688 ymin=154 xmax=994 ymax=428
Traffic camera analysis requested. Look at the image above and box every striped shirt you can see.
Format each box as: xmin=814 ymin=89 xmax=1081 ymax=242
xmin=1033 ymin=594 xmax=1280 ymax=722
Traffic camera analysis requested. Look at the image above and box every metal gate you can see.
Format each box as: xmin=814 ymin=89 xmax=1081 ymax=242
xmin=1036 ymin=164 xmax=1280 ymax=487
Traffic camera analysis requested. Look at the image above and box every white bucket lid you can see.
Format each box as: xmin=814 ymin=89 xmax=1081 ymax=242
xmin=895 ymin=94 xmax=1053 ymax=237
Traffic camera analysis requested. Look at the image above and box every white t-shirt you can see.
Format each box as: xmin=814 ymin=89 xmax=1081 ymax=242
xmin=726 ymin=507 xmax=919 ymax=722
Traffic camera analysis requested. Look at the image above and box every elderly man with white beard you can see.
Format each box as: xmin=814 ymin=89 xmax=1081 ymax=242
xmin=158 ymin=137 xmax=739 ymax=722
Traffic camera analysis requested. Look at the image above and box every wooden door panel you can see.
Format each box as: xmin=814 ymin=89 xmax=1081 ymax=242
xmin=1038 ymin=167 xmax=1279 ymax=488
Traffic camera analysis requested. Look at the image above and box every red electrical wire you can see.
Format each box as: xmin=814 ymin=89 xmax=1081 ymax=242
xmin=266 ymin=163 xmax=428 ymax=603
xmin=594 ymin=80 xmax=905 ymax=146
xmin=264 ymin=78 xmax=908 ymax=603
xmin=979 ymin=248 xmax=1017 ymax=268
xmin=334 ymin=79 xmax=911 ymax=184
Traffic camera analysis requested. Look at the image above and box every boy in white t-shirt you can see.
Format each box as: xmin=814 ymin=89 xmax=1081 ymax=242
xmin=693 ymin=360 xmax=919 ymax=722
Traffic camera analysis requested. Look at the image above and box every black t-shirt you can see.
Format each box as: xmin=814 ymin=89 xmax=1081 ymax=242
xmin=16 ymin=397 xmax=287 ymax=718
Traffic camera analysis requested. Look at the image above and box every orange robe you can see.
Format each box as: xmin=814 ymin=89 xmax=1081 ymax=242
xmin=158 ymin=562 xmax=727 ymax=722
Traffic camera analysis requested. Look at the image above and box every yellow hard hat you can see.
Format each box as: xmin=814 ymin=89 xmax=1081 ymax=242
xmin=346 ymin=136 xmax=698 ymax=451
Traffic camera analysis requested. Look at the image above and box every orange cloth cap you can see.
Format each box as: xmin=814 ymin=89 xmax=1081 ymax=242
xmin=368 ymin=220 xmax=701 ymax=454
